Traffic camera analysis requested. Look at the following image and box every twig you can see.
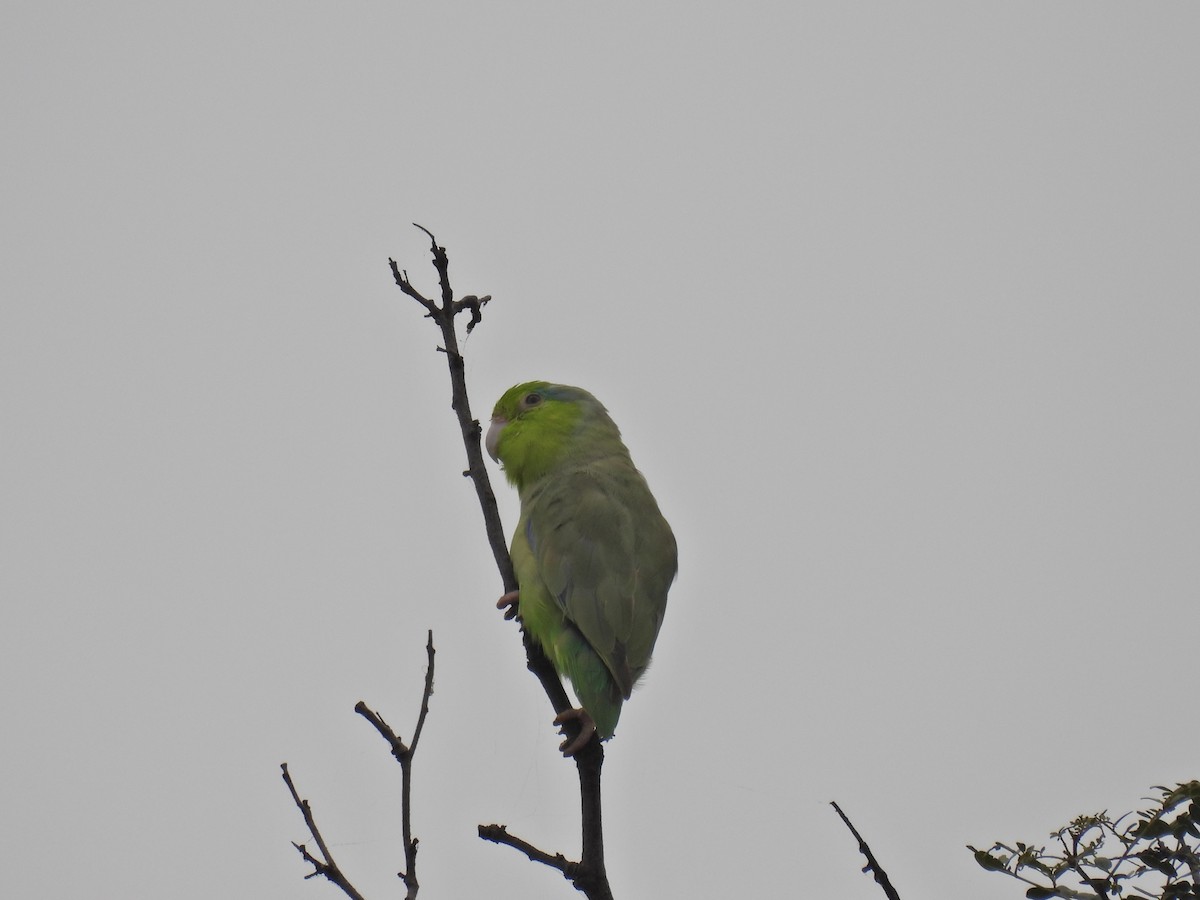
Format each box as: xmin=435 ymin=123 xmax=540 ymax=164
xmin=388 ymin=228 xmax=515 ymax=594
xmin=831 ymin=801 xmax=902 ymax=900
xmin=478 ymin=824 xmax=578 ymax=875
xmin=391 ymin=226 xmax=611 ymax=898
xmin=354 ymin=629 xmax=436 ymax=900
xmin=281 ymin=763 xmax=367 ymax=900
xmin=477 ymin=822 xmax=612 ymax=900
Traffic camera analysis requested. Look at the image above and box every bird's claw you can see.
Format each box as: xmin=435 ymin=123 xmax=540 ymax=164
xmin=496 ymin=590 xmax=521 ymax=621
xmin=554 ymin=707 xmax=596 ymax=756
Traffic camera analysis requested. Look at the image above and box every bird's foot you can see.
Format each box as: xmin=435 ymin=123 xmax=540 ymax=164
xmin=553 ymin=707 xmax=596 ymax=756
xmin=496 ymin=590 xmax=520 ymax=621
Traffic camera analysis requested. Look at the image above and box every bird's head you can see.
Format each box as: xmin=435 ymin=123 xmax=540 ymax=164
xmin=486 ymin=381 xmax=620 ymax=489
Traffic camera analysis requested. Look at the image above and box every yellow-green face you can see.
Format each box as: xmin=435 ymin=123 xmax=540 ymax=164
xmin=485 ymin=381 xmax=590 ymax=488
xmin=486 ymin=381 xmax=548 ymax=462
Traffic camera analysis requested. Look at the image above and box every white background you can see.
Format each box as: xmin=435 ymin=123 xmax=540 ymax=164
xmin=3 ymin=3 xmax=1197 ymax=898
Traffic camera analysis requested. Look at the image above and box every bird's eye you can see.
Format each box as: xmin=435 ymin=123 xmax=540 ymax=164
xmin=524 ymin=392 xmax=543 ymax=407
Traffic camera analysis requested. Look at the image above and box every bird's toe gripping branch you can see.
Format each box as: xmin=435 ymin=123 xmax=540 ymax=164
xmin=553 ymin=708 xmax=597 ymax=757
xmin=496 ymin=590 xmax=521 ymax=621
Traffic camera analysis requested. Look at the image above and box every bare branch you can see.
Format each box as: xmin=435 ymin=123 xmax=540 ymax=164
xmin=412 ymin=223 xmax=452 ymax=309
xmin=388 ymin=258 xmax=438 ymax=317
xmin=478 ymin=824 xmax=612 ymax=900
xmin=409 ymin=630 xmax=436 ymax=753
xmin=281 ymin=763 xmax=367 ymax=900
xmin=831 ymin=801 xmax=902 ymax=900
xmin=478 ymin=824 xmax=577 ymax=875
xmin=354 ymin=630 xmax=437 ymax=900
xmin=354 ymin=702 xmax=406 ymax=760
xmin=454 ymin=294 xmax=491 ymax=333
xmin=389 ymin=227 xmax=520 ymax=600
xmin=391 ymin=227 xmax=611 ymax=898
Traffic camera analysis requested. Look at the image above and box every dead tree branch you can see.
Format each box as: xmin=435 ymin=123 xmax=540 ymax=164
xmin=281 ymin=763 xmax=367 ymax=900
xmin=390 ymin=225 xmax=611 ymax=899
xmin=478 ymin=824 xmax=579 ymax=875
xmin=831 ymin=801 xmax=902 ymax=900
xmin=354 ymin=629 xmax=436 ymax=900
xmin=283 ymin=632 xmax=436 ymax=899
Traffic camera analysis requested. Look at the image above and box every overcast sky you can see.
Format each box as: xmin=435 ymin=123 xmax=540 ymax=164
xmin=3 ymin=3 xmax=1198 ymax=899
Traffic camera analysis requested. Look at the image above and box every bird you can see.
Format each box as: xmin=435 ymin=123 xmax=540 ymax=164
xmin=485 ymin=381 xmax=677 ymax=755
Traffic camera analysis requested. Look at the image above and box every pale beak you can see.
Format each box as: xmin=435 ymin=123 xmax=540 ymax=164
xmin=485 ymin=417 xmax=506 ymax=462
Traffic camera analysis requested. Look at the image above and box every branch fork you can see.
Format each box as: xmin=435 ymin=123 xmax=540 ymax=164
xmin=283 ymin=630 xmax=436 ymax=900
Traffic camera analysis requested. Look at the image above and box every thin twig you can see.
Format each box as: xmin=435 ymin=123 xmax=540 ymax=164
xmin=831 ymin=801 xmax=902 ymax=900
xmin=281 ymin=763 xmax=367 ymax=900
xmin=391 ymin=226 xmax=611 ymax=899
xmin=478 ymin=824 xmax=578 ymax=875
xmin=388 ymin=231 xmax=517 ymax=596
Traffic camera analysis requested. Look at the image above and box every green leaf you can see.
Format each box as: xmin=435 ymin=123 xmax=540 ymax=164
xmin=1168 ymin=781 xmax=1200 ymax=803
xmin=974 ymin=849 xmax=1009 ymax=872
xmin=1132 ymin=817 xmax=1173 ymax=839
xmin=1136 ymin=847 xmax=1177 ymax=878
xmin=1186 ymin=801 xmax=1200 ymax=835
xmin=1171 ymin=815 xmax=1196 ymax=840
xmin=1025 ymin=887 xmax=1061 ymax=899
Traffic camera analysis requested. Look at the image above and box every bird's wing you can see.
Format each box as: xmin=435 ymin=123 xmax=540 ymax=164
xmin=525 ymin=463 xmax=675 ymax=698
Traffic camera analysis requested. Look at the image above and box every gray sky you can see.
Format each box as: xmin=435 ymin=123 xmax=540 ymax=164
xmin=3 ymin=3 xmax=1197 ymax=898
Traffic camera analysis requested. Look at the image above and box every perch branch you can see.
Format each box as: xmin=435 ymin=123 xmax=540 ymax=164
xmin=391 ymin=226 xmax=610 ymax=898
xmin=281 ymin=763 xmax=367 ymax=900
xmin=831 ymin=801 xmax=902 ymax=900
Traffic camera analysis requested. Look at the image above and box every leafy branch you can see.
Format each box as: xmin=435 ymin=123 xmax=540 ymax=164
xmin=969 ymin=781 xmax=1200 ymax=900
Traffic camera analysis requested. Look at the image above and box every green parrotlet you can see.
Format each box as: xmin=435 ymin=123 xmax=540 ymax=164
xmin=486 ymin=381 xmax=677 ymax=755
